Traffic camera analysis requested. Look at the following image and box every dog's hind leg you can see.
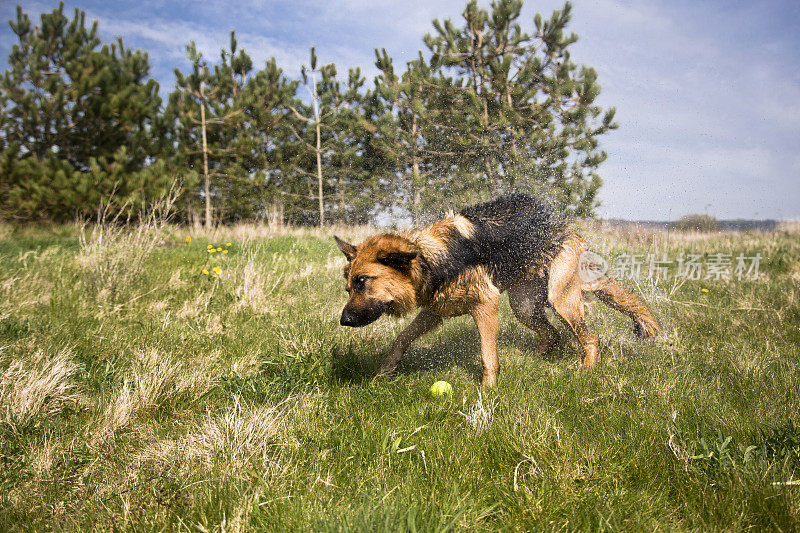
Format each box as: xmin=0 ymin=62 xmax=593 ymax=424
xmin=550 ymin=284 xmax=600 ymax=370
xmin=378 ymin=309 xmax=442 ymax=376
xmin=508 ymin=280 xmax=560 ymax=356
xmin=584 ymin=276 xmax=660 ymax=338
xmin=547 ymin=239 xmax=601 ymax=370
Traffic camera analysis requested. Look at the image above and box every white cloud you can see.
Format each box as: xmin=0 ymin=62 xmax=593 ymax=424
xmin=94 ymin=16 xmax=309 ymax=73
xmin=559 ymin=0 xmax=800 ymax=219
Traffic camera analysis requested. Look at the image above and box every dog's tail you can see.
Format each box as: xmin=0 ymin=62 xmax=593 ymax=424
xmin=588 ymin=276 xmax=660 ymax=338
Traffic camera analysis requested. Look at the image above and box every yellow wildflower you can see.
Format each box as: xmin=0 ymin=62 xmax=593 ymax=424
xmin=701 ymin=288 xmax=709 ymax=293
xmin=208 ymin=249 xmax=215 ymax=254
xmin=202 ymin=269 xmax=209 ymax=275
xmin=207 ymin=244 xmax=214 ymax=249
xmin=222 ymin=250 xmax=228 ymax=254
xmin=186 ymin=236 xmax=191 ymax=243
xmin=226 ymin=242 xmax=231 ymax=246
xmin=216 ymin=247 xmax=222 ymax=252
xmin=213 ymin=267 xmax=221 ymax=274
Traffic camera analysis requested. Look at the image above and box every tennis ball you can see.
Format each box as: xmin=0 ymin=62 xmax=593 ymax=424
xmin=430 ymin=380 xmax=453 ymax=397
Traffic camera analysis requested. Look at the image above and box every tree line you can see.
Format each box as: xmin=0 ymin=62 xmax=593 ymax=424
xmin=0 ymin=1 xmax=617 ymax=227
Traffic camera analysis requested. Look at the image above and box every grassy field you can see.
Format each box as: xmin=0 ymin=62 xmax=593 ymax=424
xmin=0 ymin=220 xmax=799 ymax=531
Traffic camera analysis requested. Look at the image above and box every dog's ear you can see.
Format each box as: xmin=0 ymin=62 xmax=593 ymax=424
xmin=334 ymin=236 xmax=358 ymax=261
xmin=374 ymin=235 xmax=418 ymax=273
xmin=376 ymin=250 xmax=417 ymax=273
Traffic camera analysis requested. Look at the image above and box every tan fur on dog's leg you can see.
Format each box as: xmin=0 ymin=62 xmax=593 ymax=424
xmin=548 ymin=238 xmax=600 ymax=370
xmin=551 ymin=288 xmax=600 ymax=370
xmin=470 ymin=292 xmax=501 ymax=387
xmin=587 ymin=277 xmax=660 ymax=338
xmin=378 ymin=309 xmax=442 ymax=376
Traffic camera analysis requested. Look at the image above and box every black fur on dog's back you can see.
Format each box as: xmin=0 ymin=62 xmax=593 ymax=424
xmin=461 ymin=194 xmax=569 ymax=287
xmin=420 ymin=194 xmax=569 ymax=293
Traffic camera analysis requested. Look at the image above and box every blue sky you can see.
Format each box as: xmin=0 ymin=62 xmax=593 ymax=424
xmin=2 ymin=0 xmax=799 ymax=220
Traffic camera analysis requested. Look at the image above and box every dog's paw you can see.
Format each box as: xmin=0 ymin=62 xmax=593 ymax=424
xmin=371 ymin=368 xmax=397 ymax=383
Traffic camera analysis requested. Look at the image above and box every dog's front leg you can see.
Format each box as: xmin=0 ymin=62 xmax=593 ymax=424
xmin=378 ymin=309 xmax=443 ymax=376
xmin=470 ymin=294 xmax=500 ymax=387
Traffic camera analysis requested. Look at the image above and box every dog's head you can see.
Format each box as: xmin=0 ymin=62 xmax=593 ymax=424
xmin=334 ymin=234 xmax=420 ymax=327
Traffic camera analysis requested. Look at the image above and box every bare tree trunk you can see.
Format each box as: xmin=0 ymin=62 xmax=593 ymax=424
xmin=484 ymin=157 xmax=496 ymax=198
xmin=316 ymin=121 xmax=323 ymax=227
xmin=269 ymin=200 xmax=285 ymax=228
xmin=200 ymin=82 xmax=211 ymax=230
xmin=190 ymin=204 xmax=201 ymax=231
xmin=311 ymin=74 xmax=324 ymax=228
xmin=505 ymin=85 xmax=518 ymax=186
xmin=411 ymin=115 xmax=421 ymax=225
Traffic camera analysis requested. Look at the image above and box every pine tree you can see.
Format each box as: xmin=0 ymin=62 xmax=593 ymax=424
xmin=284 ymin=48 xmax=369 ymax=226
xmin=0 ymin=3 xmax=164 ymax=221
xmin=1 ymin=0 xmax=617 ymax=225
xmin=167 ymin=35 xmax=251 ymax=227
xmin=166 ymin=43 xmax=210 ymax=226
xmin=421 ymin=0 xmax=616 ymax=215
xmin=206 ymin=32 xmax=258 ymax=222
xmin=237 ymin=58 xmax=299 ymax=224
xmin=373 ymin=50 xmax=452 ymax=224
xmin=330 ymin=66 xmax=374 ymax=224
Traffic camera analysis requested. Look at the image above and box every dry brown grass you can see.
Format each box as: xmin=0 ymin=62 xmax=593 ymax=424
xmin=77 ymin=192 xmax=178 ymax=304
xmin=135 ymin=394 xmax=301 ymax=477
xmin=77 ymin=222 xmax=165 ymax=303
xmin=0 ymin=248 xmax=66 ymax=315
xmin=0 ymin=347 xmax=81 ymax=427
xmin=182 ymin=222 xmax=379 ymax=246
xmin=91 ymin=348 xmax=218 ymax=446
xmin=231 ymin=255 xmax=288 ymax=315
xmin=778 ymin=220 xmax=800 ymax=234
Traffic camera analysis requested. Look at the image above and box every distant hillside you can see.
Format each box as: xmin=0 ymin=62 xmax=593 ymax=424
xmin=602 ymin=219 xmax=779 ymax=232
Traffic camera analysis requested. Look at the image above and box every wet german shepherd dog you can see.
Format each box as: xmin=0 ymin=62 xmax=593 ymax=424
xmin=334 ymin=194 xmax=658 ymax=387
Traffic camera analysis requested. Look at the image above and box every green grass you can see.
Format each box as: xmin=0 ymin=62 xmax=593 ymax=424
xmin=0 ymin=222 xmax=798 ymax=531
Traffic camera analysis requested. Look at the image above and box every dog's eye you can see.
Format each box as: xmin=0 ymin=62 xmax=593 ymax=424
xmin=352 ymin=275 xmax=369 ymax=291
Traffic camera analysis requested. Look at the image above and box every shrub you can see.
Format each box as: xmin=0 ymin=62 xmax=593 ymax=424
xmin=673 ymin=213 xmax=719 ymax=232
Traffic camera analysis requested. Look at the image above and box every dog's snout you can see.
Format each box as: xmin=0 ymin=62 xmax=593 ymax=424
xmin=340 ymin=309 xmax=358 ymax=327
xmin=339 ymin=301 xmax=388 ymax=327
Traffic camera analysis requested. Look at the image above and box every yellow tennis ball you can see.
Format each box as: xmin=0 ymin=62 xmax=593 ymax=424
xmin=430 ymin=380 xmax=452 ymax=397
